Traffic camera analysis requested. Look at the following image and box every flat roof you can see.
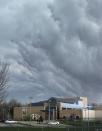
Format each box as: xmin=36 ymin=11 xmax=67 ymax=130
xmin=31 ymin=97 xmax=82 ymax=106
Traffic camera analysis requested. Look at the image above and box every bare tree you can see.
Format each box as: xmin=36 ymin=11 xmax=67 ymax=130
xmin=0 ymin=62 xmax=9 ymax=103
xmin=7 ymin=99 xmax=22 ymax=119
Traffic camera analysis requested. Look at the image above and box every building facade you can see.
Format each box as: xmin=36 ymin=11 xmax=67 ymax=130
xmin=14 ymin=96 xmax=88 ymax=120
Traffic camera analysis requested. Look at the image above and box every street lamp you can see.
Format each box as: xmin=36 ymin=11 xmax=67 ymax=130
xmin=29 ymin=97 xmax=33 ymax=124
xmin=87 ymin=106 xmax=90 ymax=130
xmin=85 ymin=105 xmax=92 ymax=130
xmin=2 ymin=104 xmax=5 ymax=121
xmin=53 ymin=108 xmax=54 ymax=121
xmin=48 ymin=100 xmax=51 ymax=122
xmin=8 ymin=106 xmax=11 ymax=120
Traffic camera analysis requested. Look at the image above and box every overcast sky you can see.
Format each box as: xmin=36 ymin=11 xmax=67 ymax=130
xmin=0 ymin=0 xmax=102 ymax=103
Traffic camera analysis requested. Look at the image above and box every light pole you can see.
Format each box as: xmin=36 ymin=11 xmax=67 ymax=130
xmin=8 ymin=106 xmax=11 ymax=120
xmin=84 ymin=106 xmax=86 ymax=121
xmin=87 ymin=106 xmax=92 ymax=131
xmin=48 ymin=102 xmax=50 ymax=122
xmin=53 ymin=108 xmax=54 ymax=121
xmin=29 ymin=97 xmax=33 ymax=124
xmin=3 ymin=108 xmax=4 ymax=120
xmin=2 ymin=102 xmax=5 ymax=121
xmin=56 ymin=106 xmax=57 ymax=120
xmin=88 ymin=107 xmax=89 ymax=129
xmin=48 ymin=100 xmax=51 ymax=122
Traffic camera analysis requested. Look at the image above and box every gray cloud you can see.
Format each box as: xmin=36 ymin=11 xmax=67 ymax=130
xmin=0 ymin=0 xmax=102 ymax=103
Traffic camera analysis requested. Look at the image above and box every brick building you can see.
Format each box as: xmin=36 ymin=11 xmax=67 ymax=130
xmin=14 ymin=96 xmax=88 ymax=120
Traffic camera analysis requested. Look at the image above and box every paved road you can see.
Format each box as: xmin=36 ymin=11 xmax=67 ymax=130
xmin=18 ymin=121 xmax=73 ymax=128
xmin=0 ymin=122 xmax=28 ymax=127
xmin=0 ymin=121 xmax=73 ymax=128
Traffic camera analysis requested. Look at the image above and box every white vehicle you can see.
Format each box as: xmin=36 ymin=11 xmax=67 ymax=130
xmin=48 ymin=121 xmax=59 ymax=125
xmin=5 ymin=120 xmax=17 ymax=124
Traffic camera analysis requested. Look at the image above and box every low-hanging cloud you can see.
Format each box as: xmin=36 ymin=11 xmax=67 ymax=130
xmin=0 ymin=0 xmax=102 ymax=103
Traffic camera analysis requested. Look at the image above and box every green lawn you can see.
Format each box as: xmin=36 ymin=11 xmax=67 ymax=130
xmin=0 ymin=120 xmax=102 ymax=131
xmin=60 ymin=119 xmax=102 ymax=127
xmin=0 ymin=127 xmax=102 ymax=131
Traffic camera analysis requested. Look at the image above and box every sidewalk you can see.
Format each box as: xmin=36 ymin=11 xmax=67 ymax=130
xmin=18 ymin=121 xmax=47 ymax=127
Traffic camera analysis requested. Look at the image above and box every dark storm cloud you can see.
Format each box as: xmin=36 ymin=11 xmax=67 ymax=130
xmin=0 ymin=0 xmax=102 ymax=102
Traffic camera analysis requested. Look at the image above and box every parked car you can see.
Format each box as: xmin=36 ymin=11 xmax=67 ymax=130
xmin=48 ymin=121 xmax=59 ymax=125
xmin=5 ymin=120 xmax=17 ymax=124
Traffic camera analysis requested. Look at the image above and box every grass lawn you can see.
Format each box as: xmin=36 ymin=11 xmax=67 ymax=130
xmin=0 ymin=120 xmax=102 ymax=131
xmin=0 ymin=127 xmax=65 ymax=131
xmin=60 ymin=119 xmax=102 ymax=127
xmin=0 ymin=127 xmax=102 ymax=131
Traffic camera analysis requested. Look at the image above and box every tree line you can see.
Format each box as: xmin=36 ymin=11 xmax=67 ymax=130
xmin=0 ymin=99 xmax=21 ymax=121
xmin=0 ymin=61 xmax=22 ymax=120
